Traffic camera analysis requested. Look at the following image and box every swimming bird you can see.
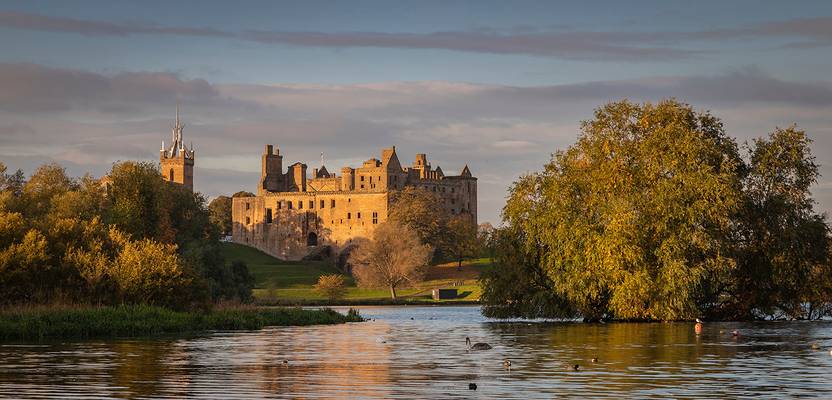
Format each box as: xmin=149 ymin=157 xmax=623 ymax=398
xmin=465 ymin=336 xmax=492 ymax=350
xmin=282 ymin=359 xmax=289 ymax=365
xmin=694 ymin=318 xmax=703 ymax=335
xmin=503 ymin=359 xmax=512 ymax=369
xmin=469 ymin=383 xmax=477 ymax=390
xmin=568 ymin=364 xmax=581 ymax=371
xmin=591 ymin=357 xmax=598 ymax=363
xmin=731 ymin=330 xmax=740 ymax=337
xmin=811 ymin=343 xmax=820 ymax=350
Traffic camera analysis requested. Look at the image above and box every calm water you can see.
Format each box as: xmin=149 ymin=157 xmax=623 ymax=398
xmin=1 ymin=306 xmax=831 ymax=399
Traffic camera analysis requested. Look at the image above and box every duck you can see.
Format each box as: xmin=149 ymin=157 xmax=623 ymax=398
xmin=811 ymin=343 xmax=821 ymax=350
xmin=468 ymin=383 xmax=477 ymax=390
xmin=466 ymin=336 xmax=493 ymax=350
xmin=503 ymin=359 xmax=512 ymax=369
xmin=569 ymin=364 xmax=581 ymax=371
xmin=731 ymin=330 xmax=740 ymax=337
xmin=282 ymin=359 xmax=289 ymax=365
xmin=591 ymin=357 xmax=598 ymax=363
xmin=694 ymin=318 xmax=703 ymax=335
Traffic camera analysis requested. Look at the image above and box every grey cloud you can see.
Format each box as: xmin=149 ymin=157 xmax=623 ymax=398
xmin=2 ymin=63 xmax=832 ymax=223
xmin=0 ymin=63 xmax=241 ymax=113
xmin=0 ymin=11 xmax=229 ymax=37
xmin=4 ymin=10 xmax=832 ymax=61
xmin=240 ymin=30 xmax=703 ymax=61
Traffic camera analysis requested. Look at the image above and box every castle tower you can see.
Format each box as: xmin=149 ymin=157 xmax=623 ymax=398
xmin=260 ymin=144 xmax=284 ymax=194
xmin=160 ymin=104 xmax=195 ymax=191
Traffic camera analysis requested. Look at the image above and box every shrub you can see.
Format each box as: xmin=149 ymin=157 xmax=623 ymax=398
xmin=314 ymin=274 xmax=347 ymax=301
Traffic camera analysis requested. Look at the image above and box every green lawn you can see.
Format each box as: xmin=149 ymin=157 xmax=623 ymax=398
xmin=221 ymin=242 xmax=490 ymax=304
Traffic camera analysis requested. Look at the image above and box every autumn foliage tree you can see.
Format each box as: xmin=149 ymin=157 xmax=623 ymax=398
xmin=0 ymin=160 xmax=253 ymax=308
xmin=314 ymin=274 xmax=347 ymax=301
xmin=483 ymin=99 xmax=831 ymax=321
xmin=349 ymin=221 xmax=432 ymax=300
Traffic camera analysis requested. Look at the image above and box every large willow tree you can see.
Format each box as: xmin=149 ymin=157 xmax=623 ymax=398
xmin=485 ymin=100 xmax=744 ymax=320
xmin=484 ymin=99 xmax=831 ymax=321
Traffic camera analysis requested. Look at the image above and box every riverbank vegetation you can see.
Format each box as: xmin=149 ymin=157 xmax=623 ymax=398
xmin=0 ymin=161 xmax=253 ymax=309
xmin=0 ymin=304 xmax=363 ymax=341
xmin=481 ymin=99 xmax=832 ymax=321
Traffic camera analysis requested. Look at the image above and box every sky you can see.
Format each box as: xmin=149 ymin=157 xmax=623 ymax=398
xmin=1 ymin=1 xmax=832 ymax=224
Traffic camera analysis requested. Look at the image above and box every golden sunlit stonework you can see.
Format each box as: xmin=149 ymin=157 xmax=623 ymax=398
xmin=159 ymin=105 xmax=195 ymax=191
xmin=232 ymin=145 xmax=477 ymax=260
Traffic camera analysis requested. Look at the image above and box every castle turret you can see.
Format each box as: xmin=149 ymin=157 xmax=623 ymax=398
xmin=341 ymin=167 xmax=355 ymax=191
xmin=287 ymin=162 xmax=307 ymax=192
xmin=260 ymin=144 xmax=284 ymax=194
xmin=160 ymin=104 xmax=195 ymax=191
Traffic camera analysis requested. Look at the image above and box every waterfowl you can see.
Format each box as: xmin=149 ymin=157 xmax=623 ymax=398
xmin=468 ymin=383 xmax=477 ymax=390
xmin=811 ymin=343 xmax=821 ymax=350
xmin=591 ymin=357 xmax=598 ymax=363
xmin=282 ymin=359 xmax=289 ymax=365
xmin=470 ymin=342 xmax=493 ymax=350
xmin=465 ymin=337 xmax=492 ymax=350
xmin=503 ymin=359 xmax=512 ymax=369
xmin=731 ymin=330 xmax=740 ymax=337
xmin=694 ymin=318 xmax=703 ymax=335
xmin=570 ymin=364 xmax=581 ymax=371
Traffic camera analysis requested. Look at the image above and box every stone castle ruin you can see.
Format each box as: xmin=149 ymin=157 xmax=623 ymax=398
xmin=232 ymin=145 xmax=477 ymax=260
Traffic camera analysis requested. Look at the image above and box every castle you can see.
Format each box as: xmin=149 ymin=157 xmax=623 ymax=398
xmin=159 ymin=105 xmax=195 ymax=190
xmin=232 ymin=145 xmax=477 ymax=260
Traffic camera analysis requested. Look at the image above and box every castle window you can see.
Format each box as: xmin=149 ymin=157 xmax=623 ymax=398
xmin=372 ymin=212 xmax=378 ymax=224
xmin=309 ymin=200 xmax=314 ymax=209
xmin=348 ymin=198 xmax=351 ymax=203
xmin=360 ymin=176 xmax=365 ymax=181
xmin=169 ymin=168 xmax=174 ymax=182
xmin=287 ymin=201 xmax=293 ymax=210
xmin=245 ymin=202 xmax=250 ymax=210
xmin=347 ymin=212 xmax=351 ymax=220
xmin=331 ymin=199 xmax=336 ymax=208
xmin=451 ymin=188 xmax=455 ymax=193
xmin=245 ymin=217 xmax=250 ymax=224
xmin=357 ymin=212 xmax=361 ymax=219
xmin=298 ymin=201 xmax=303 ymax=209
xmin=320 ymin=199 xmax=325 ymax=209
xmin=265 ymin=208 xmax=273 ymax=223
xmin=360 ymin=184 xmax=364 ymax=189
xmin=276 ymin=201 xmax=282 ymax=209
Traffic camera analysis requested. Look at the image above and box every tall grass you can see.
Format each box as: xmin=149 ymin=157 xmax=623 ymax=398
xmin=0 ymin=304 xmax=363 ymax=341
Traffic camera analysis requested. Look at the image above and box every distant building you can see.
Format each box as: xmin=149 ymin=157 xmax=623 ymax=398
xmin=160 ymin=105 xmax=195 ymax=191
xmin=233 ymin=145 xmax=477 ymax=260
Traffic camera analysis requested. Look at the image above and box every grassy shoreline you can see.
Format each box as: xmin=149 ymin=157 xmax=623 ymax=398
xmin=0 ymin=304 xmax=363 ymax=341
xmin=221 ymin=242 xmax=490 ymax=304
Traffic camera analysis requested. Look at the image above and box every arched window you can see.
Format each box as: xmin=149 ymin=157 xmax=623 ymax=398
xmin=307 ymin=232 xmax=318 ymax=246
xmin=169 ymin=168 xmax=174 ymax=181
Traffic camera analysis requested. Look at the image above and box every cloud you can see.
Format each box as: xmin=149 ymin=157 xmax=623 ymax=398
xmin=0 ymin=11 xmax=229 ymax=37
xmin=0 ymin=63 xmax=241 ymax=113
xmin=4 ymin=10 xmax=832 ymax=61
xmin=2 ymin=63 xmax=832 ymax=223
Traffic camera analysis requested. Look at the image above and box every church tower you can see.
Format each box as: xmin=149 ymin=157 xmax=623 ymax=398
xmin=160 ymin=105 xmax=195 ymax=191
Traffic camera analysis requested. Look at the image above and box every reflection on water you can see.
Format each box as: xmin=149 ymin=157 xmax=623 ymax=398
xmin=0 ymin=306 xmax=830 ymax=398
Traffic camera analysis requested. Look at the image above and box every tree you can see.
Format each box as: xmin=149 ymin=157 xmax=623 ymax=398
xmin=487 ymin=99 xmax=744 ymax=321
xmin=725 ymin=126 xmax=831 ymax=320
xmin=349 ymin=221 xmax=432 ymax=300
xmin=388 ymin=187 xmax=449 ymax=252
xmin=445 ymin=214 xmax=478 ymax=270
xmin=232 ymin=191 xmax=255 ymax=198
xmin=314 ymin=274 xmax=347 ymax=301
xmin=208 ymin=196 xmax=233 ymax=235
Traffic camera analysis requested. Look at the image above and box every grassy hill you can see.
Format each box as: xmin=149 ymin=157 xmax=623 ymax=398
xmin=220 ymin=242 xmax=490 ymax=304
